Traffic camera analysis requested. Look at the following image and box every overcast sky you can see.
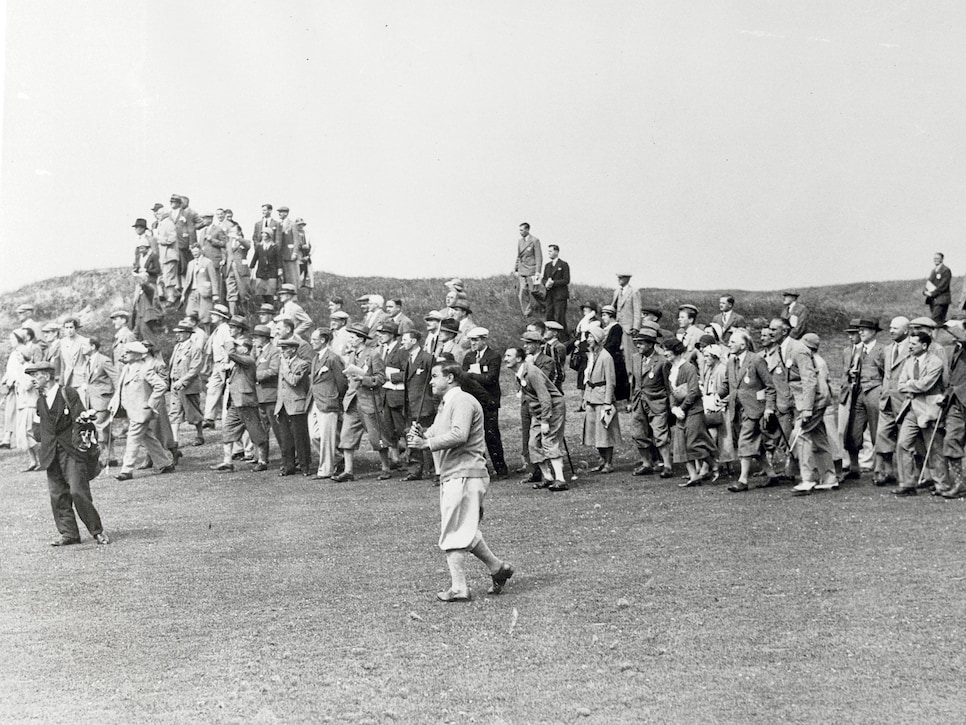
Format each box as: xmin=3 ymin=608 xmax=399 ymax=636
xmin=2 ymin=1 xmax=965 ymax=294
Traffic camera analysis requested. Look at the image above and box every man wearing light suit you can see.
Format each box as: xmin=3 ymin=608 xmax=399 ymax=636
xmin=874 ymin=316 xmax=910 ymax=485
xmin=612 ymin=273 xmax=641 ymax=385
xmin=181 ymin=243 xmax=220 ymax=322
xmin=541 ymin=244 xmax=570 ymax=328
xmin=78 ymin=338 xmax=116 ymax=463
xmin=308 ymin=328 xmax=347 ymax=479
xmin=110 ymin=341 xmax=175 ymax=480
xmin=58 ymin=318 xmax=89 ymax=388
xmin=277 ymin=206 xmax=300 ymax=287
xmin=514 ymin=222 xmax=543 ymax=317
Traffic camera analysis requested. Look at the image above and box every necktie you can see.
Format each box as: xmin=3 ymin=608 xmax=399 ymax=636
xmin=913 ymin=357 xmax=920 ymax=379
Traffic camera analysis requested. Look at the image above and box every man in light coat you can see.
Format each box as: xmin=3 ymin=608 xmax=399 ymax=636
xmin=514 ymin=222 xmax=543 ymax=316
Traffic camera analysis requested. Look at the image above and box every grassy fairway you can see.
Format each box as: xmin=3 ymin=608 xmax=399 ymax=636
xmin=3 ymin=397 xmax=966 ymax=724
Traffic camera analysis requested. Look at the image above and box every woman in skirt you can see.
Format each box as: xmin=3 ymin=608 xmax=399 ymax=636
xmin=582 ymin=325 xmax=621 ymax=473
xmin=664 ymin=338 xmax=716 ymax=486
xmin=700 ymin=342 xmax=736 ymax=481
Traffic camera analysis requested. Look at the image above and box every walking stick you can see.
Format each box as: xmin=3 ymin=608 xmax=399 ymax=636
xmin=562 ymin=436 xmax=578 ymax=482
xmin=916 ymin=397 xmax=952 ymax=488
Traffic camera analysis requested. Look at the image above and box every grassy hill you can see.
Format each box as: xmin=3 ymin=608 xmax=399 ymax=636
xmin=0 ymin=268 xmax=947 ymax=369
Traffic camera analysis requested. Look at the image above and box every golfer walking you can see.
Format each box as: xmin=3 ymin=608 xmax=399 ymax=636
xmin=409 ymin=360 xmax=514 ymax=602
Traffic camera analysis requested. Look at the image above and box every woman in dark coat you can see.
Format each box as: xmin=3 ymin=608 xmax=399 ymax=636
xmin=664 ymin=338 xmax=716 ymax=486
xmin=568 ymin=301 xmax=599 ymax=391
xmin=600 ymin=305 xmax=630 ymax=402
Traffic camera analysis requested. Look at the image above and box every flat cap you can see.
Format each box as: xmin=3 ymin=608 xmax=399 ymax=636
xmin=24 ymin=361 xmax=55 ymax=374
xmin=278 ymin=283 xmax=298 ymax=295
xmin=910 ymin=316 xmax=938 ymax=329
xmin=41 ymin=322 xmax=60 ymax=332
xmin=376 ymin=321 xmax=399 ymax=336
xmin=545 ymin=321 xmax=564 ymax=331
xmin=258 ymin=303 xmax=276 ymax=314
xmin=346 ymin=323 xmax=370 ymax=339
xmin=109 ymin=309 xmax=130 ymax=319
xmin=467 ymin=326 xmax=490 ymax=338
xmin=16 ymin=303 xmax=34 ymax=313
xmin=678 ymin=303 xmax=698 ymax=316
xmin=801 ymin=332 xmax=821 ymax=351
xmin=424 ymin=310 xmax=443 ymax=321
xmin=329 ymin=310 xmax=350 ymax=321
xmin=781 ymin=290 xmax=800 ymax=298
xmin=277 ymin=206 xmax=290 ymax=212
xmin=125 ymin=341 xmax=148 ymax=355
xmin=520 ymin=331 xmax=544 ymax=344
xmin=277 ymin=338 xmax=301 ymax=347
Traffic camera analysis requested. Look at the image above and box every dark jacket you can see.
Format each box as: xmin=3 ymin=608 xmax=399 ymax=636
xmin=36 ymin=385 xmax=87 ymax=468
xmin=461 ymin=347 xmax=503 ymax=410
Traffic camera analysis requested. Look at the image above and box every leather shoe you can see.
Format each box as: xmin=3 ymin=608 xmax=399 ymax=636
xmin=210 ymin=463 xmax=234 ymax=472
xmin=548 ymin=481 xmax=569 ymax=491
xmin=401 ymin=473 xmax=422 ymax=481
xmin=158 ymin=464 xmax=176 ymax=474
xmin=50 ymin=535 xmax=81 ymax=547
xmin=436 ymin=589 xmax=472 ymax=603
xmin=659 ymin=468 xmax=674 ymax=479
xmin=873 ymin=474 xmax=897 ymax=487
xmin=377 ymin=470 xmax=393 ymax=480
xmin=191 ymin=437 xmax=205 ymax=446
xmin=679 ymin=477 xmax=703 ymax=488
xmin=22 ymin=463 xmax=39 ymax=472
xmin=728 ymin=482 xmax=749 ymax=493
xmin=488 ymin=563 xmax=515 ymax=594
xmin=632 ymin=465 xmax=654 ymax=476
xmin=311 ymin=473 xmax=331 ymax=480
xmin=332 ymin=472 xmax=355 ymax=482
xmin=893 ymin=486 xmax=917 ymax=496
xmin=136 ymin=460 xmax=153 ymax=470
xmin=115 ymin=472 xmax=133 ymax=481
xmin=231 ymin=452 xmax=245 ymax=461
xmin=94 ymin=532 xmax=111 ymax=545
xmin=251 ymin=462 xmax=268 ymax=472
xmin=278 ymin=469 xmax=296 ymax=477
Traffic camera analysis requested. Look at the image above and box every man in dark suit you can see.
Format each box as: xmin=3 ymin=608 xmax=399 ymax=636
xmin=781 ymin=291 xmax=808 ymax=340
xmin=925 ymin=251 xmax=952 ymax=323
xmin=276 ymin=338 xmax=313 ymax=476
xmin=27 ymin=361 xmax=109 ymax=546
xmin=541 ymin=244 xmax=571 ymax=328
xmin=377 ymin=321 xmax=409 ymax=467
xmin=710 ymin=295 xmax=747 ymax=343
xmin=253 ymin=203 xmax=282 ymax=246
xmin=401 ymin=330 xmax=438 ymax=481
xmin=461 ymin=327 xmax=508 ymax=479
xmin=629 ymin=328 xmax=674 ymax=478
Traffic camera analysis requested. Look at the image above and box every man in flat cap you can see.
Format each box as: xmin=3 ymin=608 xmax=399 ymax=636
xmin=514 ymin=222 xmax=543 ymax=317
xmin=27 ymin=360 xmax=109 ymax=546
xmin=423 ymin=310 xmax=443 ymax=356
xmin=110 ymin=342 xmax=175 ymax=480
xmin=543 ymin=321 xmax=568 ymax=390
xmin=168 ymin=322 xmax=206 ymax=449
xmin=781 ymin=292 xmax=808 ymax=340
xmin=629 ymin=328 xmax=674 ymax=478
xmin=224 ymin=227 xmax=252 ymax=317
xmin=252 ymin=324 xmax=282 ymax=463
xmin=842 ymin=319 xmax=885 ymax=481
xmin=329 ymin=311 xmax=352 ymax=359
xmin=938 ymin=321 xmax=966 ymax=497
xmin=109 ymin=309 xmax=137 ymax=367
xmin=541 ymin=244 xmax=571 ymax=327
xmin=461 ymin=327 xmax=508 ymax=479
xmin=294 ymin=218 xmax=314 ymax=293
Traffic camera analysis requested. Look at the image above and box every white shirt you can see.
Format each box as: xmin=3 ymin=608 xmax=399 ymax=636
xmin=45 ymin=382 xmax=61 ymax=409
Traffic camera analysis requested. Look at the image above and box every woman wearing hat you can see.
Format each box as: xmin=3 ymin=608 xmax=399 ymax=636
xmin=664 ymin=338 xmax=716 ymax=485
xmin=250 ymin=230 xmax=280 ymax=304
xmin=699 ymin=342 xmax=735 ymax=480
xmin=599 ymin=305 xmax=630 ymax=402
xmin=582 ymin=324 xmax=621 ymax=473
xmin=568 ymin=301 xmax=599 ymax=391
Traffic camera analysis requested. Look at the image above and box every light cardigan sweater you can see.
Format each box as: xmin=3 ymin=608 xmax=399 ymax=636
xmin=426 ymin=387 xmax=489 ymax=481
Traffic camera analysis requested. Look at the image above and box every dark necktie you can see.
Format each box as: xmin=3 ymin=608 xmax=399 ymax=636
xmin=913 ymin=357 xmax=920 ymax=379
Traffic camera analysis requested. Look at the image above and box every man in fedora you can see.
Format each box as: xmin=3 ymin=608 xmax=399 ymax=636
xmin=462 ymin=327 xmax=508 ymax=479
xmin=514 ymin=222 xmax=543 ymax=316
xmin=781 ymin=291 xmax=808 ymax=340
xmin=110 ymin=341 xmax=176 ymax=481
xmin=438 ymin=318 xmax=465 ymax=365
xmin=843 ymin=319 xmax=885 ymax=480
xmin=202 ymin=304 xmax=233 ymax=428
xmin=277 ymin=283 xmax=313 ymax=336
xmin=181 ymin=242 xmax=220 ymax=323
xmin=376 ymin=320 xmax=408 ymax=469
xmin=26 ymin=360 xmax=109 ymax=546
xmin=335 ymin=324 xmax=392 ymax=481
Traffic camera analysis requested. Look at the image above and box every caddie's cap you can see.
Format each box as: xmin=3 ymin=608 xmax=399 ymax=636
xmin=211 ymin=304 xmax=230 ymax=319
xmin=252 ymin=324 xmax=273 ymax=338
xmin=801 ymin=332 xmax=821 ymax=351
xmin=910 ymin=316 xmax=938 ymax=329
xmin=24 ymin=361 xmax=55 ymax=374
xmin=467 ymin=326 xmax=489 ymax=338
xmin=520 ymin=331 xmax=544 ymax=344
xmin=376 ymin=321 xmax=399 ymax=336
xmin=278 ymin=283 xmax=297 ymax=295
xmin=346 ymin=323 xmax=370 ymax=340
xmin=125 ymin=341 xmax=148 ymax=355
